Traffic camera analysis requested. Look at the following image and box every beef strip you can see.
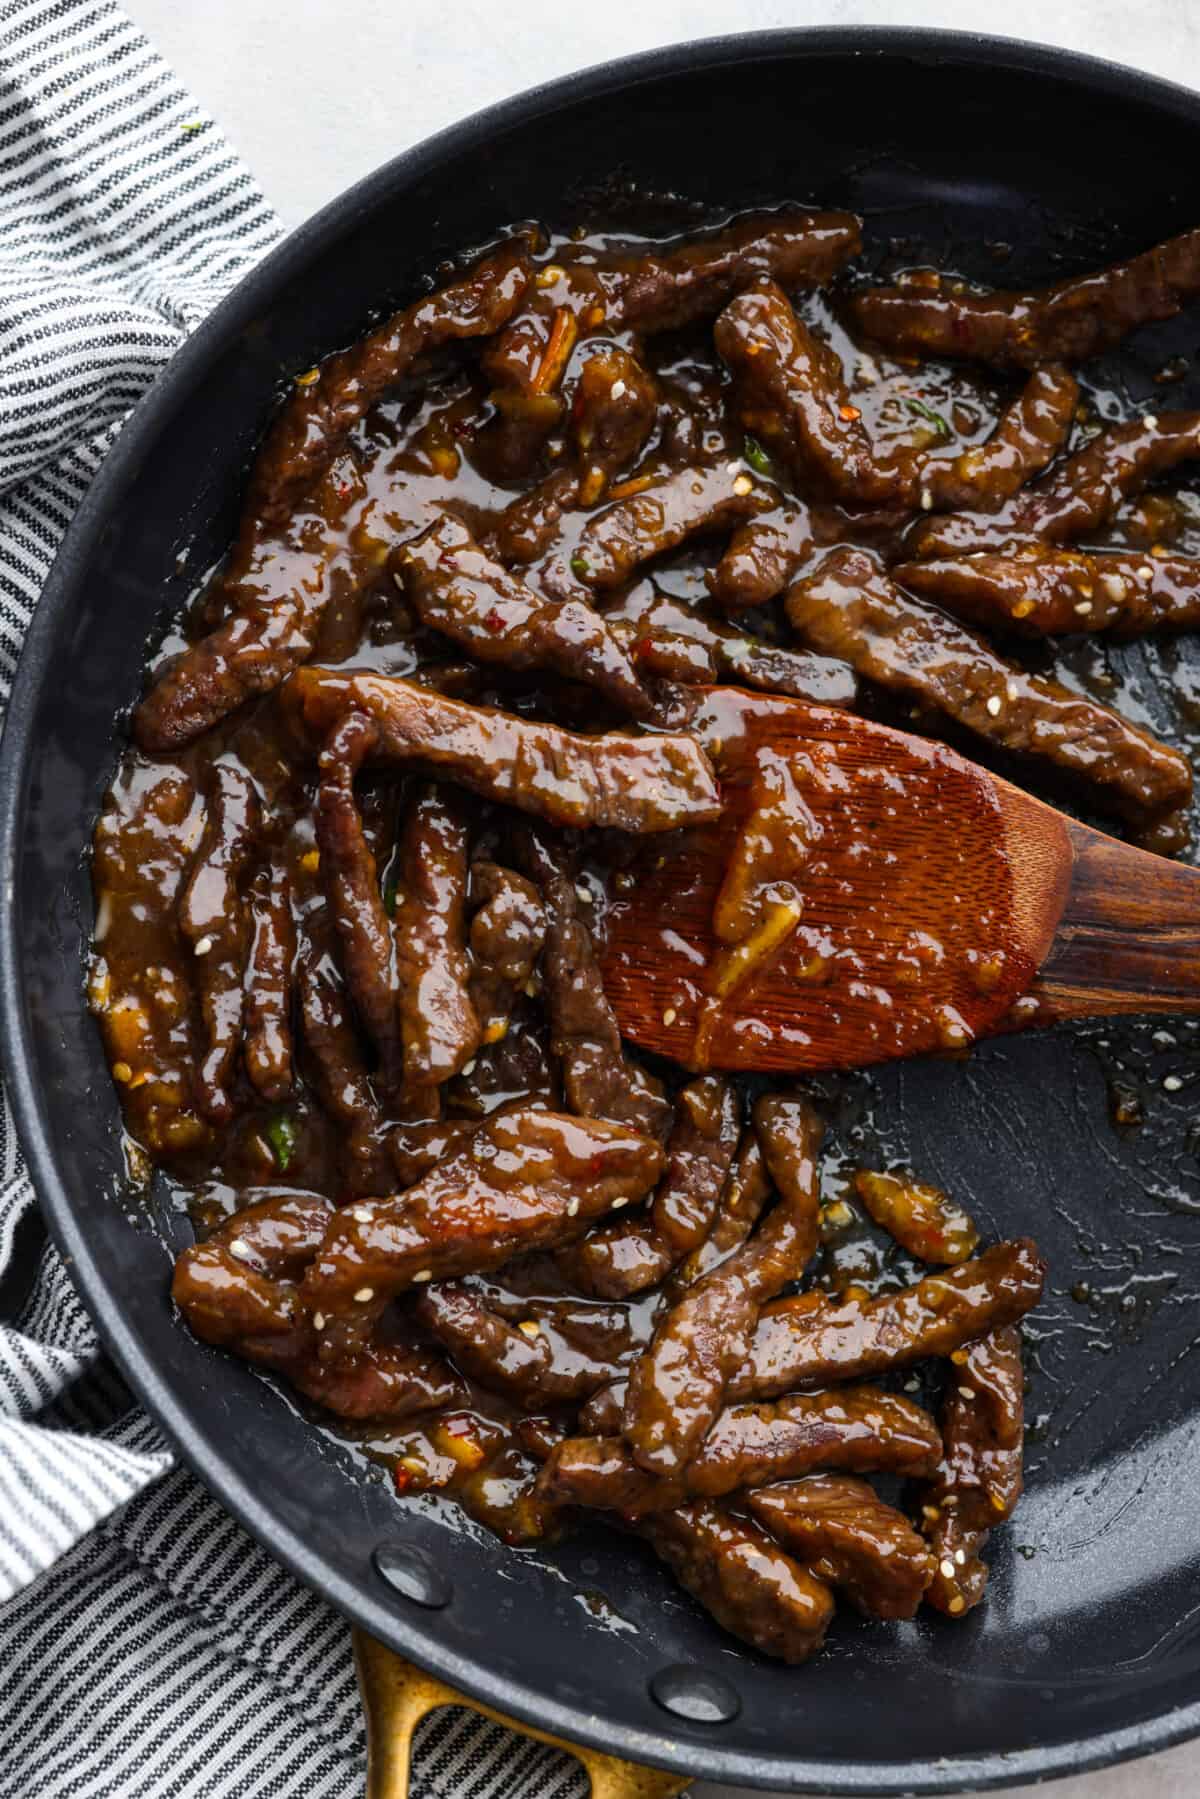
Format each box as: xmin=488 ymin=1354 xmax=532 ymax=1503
xmin=385 ymin=1118 xmax=479 ymax=1186
xmin=853 ymin=1170 xmax=979 ymax=1265
xmin=397 ymin=514 xmax=652 ymax=716
xmin=134 ymin=247 xmax=531 ymax=754
xmin=392 ymin=783 xmax=480 ymax=1088
xmin=846 ymin=226 xmax=1200 ymax=368
xmin=715 ymin=280 xmax=907 ymax=504
xmin=667 ymin=1129 xmax=774 ymax=1295
xmin=748 ymin=1474 xmax=934 ymax=1619
xmin=249 ymin=240 xmax=532 ymax=527
xmin=467 ymin=860 xmax=546 ymax=1041
xmin=604 ymin=582 xmax=857 ymax=709
xmin=177 ymin=762 xmax=260 ymax=1123
xmin=314 ymin=711 xmax=403 ymax=1086
xmin=171 ymin=1192 xmax=465 ymax=1420
xmin=558 ymin=1075 xmax=740 ymax=1298
xmin=570 ymin=347 xmax=660 ymax=497
xmin=729 ymin=1238 xmax=1045 ymax=1399
xmin=920 ymin=365 xmax=1079 ymax=511
xmin=601 ymin=210 xmax=863 ymax=335
xmin=896 ymin=542 xmax=1200 ymax=638
xmin=297 ymin=953 xmax=379 ymax=1132
xmin=518 ymin=828 xmax=672 ymax=1138
xmin=707 ymin=504 xmax=815 ymax=611
xmin=621 ymin=1093 xmax=822 ymax=1476
xmin=243 ymin=853 xmax=295 ymax=1102
xmin=641 ymin=1503 xmax=835 ymax=1664
xmin=282 ymin=669 xmax=721 ymax=834
xmin=920 ymin=1326 xmax=1025 ymax=1616
xmin=414 ymin=1282 xmax=635 ymax=1406
xmin=301 ymin=1108 xmax=665 ymax=1363
xmin=785 ymin=548 xmax=1193 ymax=834
xmin=911 ymin=411 xmax=1200 ymax=556
xmin=537 ymin=1385 xmax=942 ymax=1517
xmin=571 ymin=464 xmax=773 ymax=591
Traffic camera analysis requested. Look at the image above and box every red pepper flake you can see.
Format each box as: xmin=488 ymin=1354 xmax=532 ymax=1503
xmin=484 ymin=607 xmax=507 ymax=633
xmin=394 ymin=1465 xmax=414 ymax=1494
xmin=633 ymin=635 xmax=657 ymax=661
xmin=839 ymin=404 xmax=862 ymax=422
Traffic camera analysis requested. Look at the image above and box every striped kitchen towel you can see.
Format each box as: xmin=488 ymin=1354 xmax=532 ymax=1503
xmin=0 ymin=3 xmax=585 ymax=1793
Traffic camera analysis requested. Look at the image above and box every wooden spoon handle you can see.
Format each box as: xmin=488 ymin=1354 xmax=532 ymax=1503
xmin=1034 ymin=820 xmax=1200 ymax=1020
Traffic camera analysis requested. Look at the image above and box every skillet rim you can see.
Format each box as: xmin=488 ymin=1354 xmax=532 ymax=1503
xmin=4 ymin=24 xmax=1200 ymax=1793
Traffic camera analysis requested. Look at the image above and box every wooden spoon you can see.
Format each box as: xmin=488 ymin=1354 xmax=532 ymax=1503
xmin=602 ymin=687 xmax=1200 ymax=1073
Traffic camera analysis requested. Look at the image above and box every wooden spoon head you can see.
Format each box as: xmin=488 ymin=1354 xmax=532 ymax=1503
xmin=603 ymin=689 xmax=1073 ymax=1073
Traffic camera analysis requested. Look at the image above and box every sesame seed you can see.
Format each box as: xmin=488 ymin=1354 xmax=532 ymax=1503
xmin=194 ymin=935 xmax=214 ymax=956
xmin=612 ymin=1198 xmax=628 ymax=1210
xmin=1006 ymin=681 xmax=1019 ymax=701
xmin=610 ymin=380 xmax=627 ymax=400
xmin=732 ymin=473 xmax=754 ymax=496
xmin=229 ymin=1239 xmax=254 ymax=1263
xmin=662 ymin=1007 xmax=677 ymax=1027
xmin=393 ymin=571 xmax=405 ymax=591
xmin=986 ymin=694 xmax=1002 ymax=716
xmin=955 ymin=1549 xmax=967 ymax=1566
xmin=958 ymin=1385 xmax=976 ymax=1399
xmin=1144 ymin=412 xmax=1159 ymax=430
xmin=567 ymin=1198 xmax=580 ymax=1217
xmin=949 ymin=1596 xmax=966 ymax=1615
xmin=313 ymin=1312 xmax=326 ymax=1330
xmin=1164 ymin=1074 xmax=1183 ymax=1091
xmin=354 ymin=1286 xmax=375 ymax=1302
xmin=461 ymin=1058 xmax=477 ymax=1076
xmin=940 ymin=1558 xmax=956 ymax=1580
xmin=411 ymin=1269 xmax=432 ymax=1283
xmin=351 ymin=1207 xmax=372 ymax=1224
xmin=1074 ymin=600 xmax=1093 ymax=615
xmin=919 ymin=488 xmax=933 ymax=511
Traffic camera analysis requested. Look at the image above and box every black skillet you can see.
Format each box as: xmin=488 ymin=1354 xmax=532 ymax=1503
xmin=5 ymin=28 xmax=1200 ymax=1795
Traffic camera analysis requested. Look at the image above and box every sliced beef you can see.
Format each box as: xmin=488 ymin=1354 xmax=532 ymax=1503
xmin=896 ymin=543 xmax=1200 ymax=638
xmin=537 ymin=1385 xmax=942 ymax=1517
xmin=785 ymin=548 xmax=1193 ymax=834
xmin=396 ymin=514 xmax=651 ymax=716
xmin=707 ymin=504 xmax=815 ymax=611
xmin=301 ymin=1108 xmax=664 ymax=1363
xmin=243 ymin=853 xmax=295 ymax=1103
xmin=730 ymin=1238 xmax=1045 ymax=1399
xmin=570 ymin=347 xmax=660 ymax=493
xmin=177 ymin=763 xmax=260 ymax=1123
xmin=715 ymin=280 xmax=906 ymax=504
xmin=572 ymin=463 xmax=773 ymax=591
xmin=748 ymin=1474 xmax=934 ymax=1619
xmin=621 ymin=1093 xmax=822 ymax=1475
xmin=297 ymin=953 xmax=379 ymax=1133
xmin=392 ymin=783 xmax=480 ymax=1088
xmin=920 ymin=365 xmax=1078 ymax=511
xmin=641 ymin=1503 xmax=835 ymax=1664
xmin=920 ymin=1326 xmax=1026 ymax=1616
xmin=846 ymin=227 xmax=1200 ymax=368
xmin=414 ymin=1282 xmax=635 ymax=1406
xmin=602 ymin=210 xmax=862 ymax=335
xmin=519 ymin=828 xmax=672 ymax=1139
xmin=467 ymin=861 xmax=546 ymax=1042
xmin=558 ymin=1076 xmax=740 ymax=1298
xmin=314 ymin=712 xmax=402 ymax=1087
xmin=282 ymin=669 xmax=721 ymax=834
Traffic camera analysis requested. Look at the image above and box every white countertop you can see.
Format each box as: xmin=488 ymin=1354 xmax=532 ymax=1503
xmin=122 ymin=1 xmax=1200 ymax=1793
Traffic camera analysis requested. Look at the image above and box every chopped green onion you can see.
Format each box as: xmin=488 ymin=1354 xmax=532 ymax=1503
xmin=743 ymin=434 xmax=773 ymax=476
xmin=383 ymin=878 xmax=398 ymax=916
xmin=265 ymin=1112 xmax=299 ymax=1172
xmin=569 ymin=554 xmax=591 ymax=578
xmin=905 ymin=398 xmax=951 ymax=439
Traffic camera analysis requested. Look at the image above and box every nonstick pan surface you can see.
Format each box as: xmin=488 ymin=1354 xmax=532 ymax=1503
xmin=5 ymin=28 xmax=1200 ymax=1794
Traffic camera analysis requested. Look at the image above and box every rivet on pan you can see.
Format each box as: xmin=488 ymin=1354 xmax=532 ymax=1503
xmin=649 ymin=1664 xmax=741 ymax=1724
xmin=372 ymin=1543 xmax=452 ymax=1609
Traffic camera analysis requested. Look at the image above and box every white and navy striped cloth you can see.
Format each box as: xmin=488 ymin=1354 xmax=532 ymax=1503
xmin=0 ymin=5 xmax=586 ymax=1792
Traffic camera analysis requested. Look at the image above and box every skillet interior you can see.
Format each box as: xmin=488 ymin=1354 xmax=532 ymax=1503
xmin=5 ymin=29 xmax=1200 ymax=1794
